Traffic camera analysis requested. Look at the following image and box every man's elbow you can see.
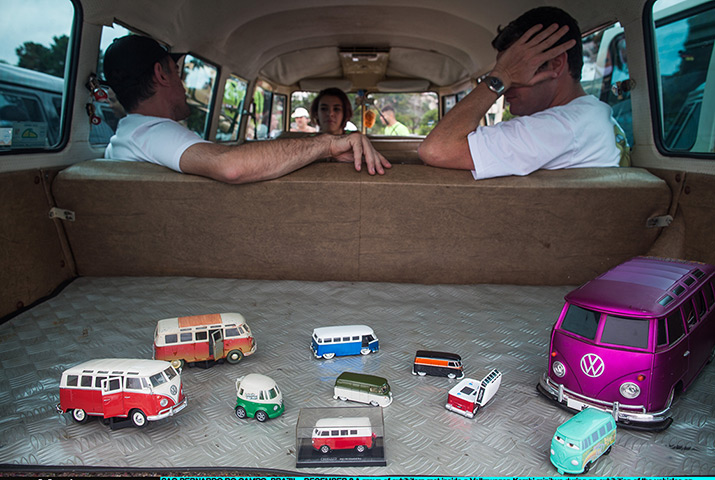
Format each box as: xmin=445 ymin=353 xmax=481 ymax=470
xmin=418 ymin=138 xmax=443 ymax=166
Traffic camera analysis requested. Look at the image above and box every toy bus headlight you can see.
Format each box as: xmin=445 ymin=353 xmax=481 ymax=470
xmin=571 ymin=459 xmax=579 ymax=466
xmin=273 ymin=405 xmax=278 ymax=411
xmin=552 ymin=361 xmax=566 ymax=378
xmin=620 ymin=382 xmax=641 ymax=399
xmin=160 ymin=398 xmax=169 ymax=407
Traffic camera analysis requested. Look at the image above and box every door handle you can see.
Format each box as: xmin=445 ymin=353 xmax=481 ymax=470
xmin=683 ymin=350 xmax=690 ymax=357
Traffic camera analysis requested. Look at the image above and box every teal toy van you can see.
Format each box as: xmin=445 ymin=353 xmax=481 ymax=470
xmin=550 ymin=408 xmax=616 ymax=474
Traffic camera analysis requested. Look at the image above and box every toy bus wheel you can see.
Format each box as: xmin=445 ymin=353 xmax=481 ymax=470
xmin=255 ymin=410 xmax=268 ymax=422
xmin=322 ymin=353 xmax=335 ymax=359
xmin=370 ymin=400 xmax=379 ymax=407
xmin=234 ymin=406 xmax=247 ymax=419
xmin=338 ymin=396 xmax=347 ymax=401
xmin=130 ymin=409 xmax=147 ymax=428
xmin=417 ymin=371 xmax=426 ymax=376
xmin=360 ymin=348 xmax=370 ymax=355
xmin=320 ymin=445 xmax=330 ymax=454
xmin=583 ymin=461 xmax=591 ymax=474
xmin=447 ymin=373 xmax=456 ymax=379
xmin=355 ymin=444 xmax=366 ymax=453
xmin=226 ymin=350 xmax=243 ymax=364
xmin=71 ymin=408 xmax=88 ymax=423
xmin=604 ymin=446 xmax=612 ymax=456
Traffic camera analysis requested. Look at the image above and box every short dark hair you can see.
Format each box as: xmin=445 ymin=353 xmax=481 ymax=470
xmin=103 ymin=35 xmax=183 ymax=111
xmin=382 ymin=104 xmax=395 ymax=113
xmin=310 ymin=88 xmax=353 ymax=132
xmin=491 ymin=7 xmax=583 ymax=80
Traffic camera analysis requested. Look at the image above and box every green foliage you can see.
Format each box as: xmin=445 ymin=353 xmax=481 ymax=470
xmin=15 ymin=35 xmax=68 ymax=77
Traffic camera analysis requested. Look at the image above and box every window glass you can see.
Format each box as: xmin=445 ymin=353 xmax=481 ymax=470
xmin=560 ymin=305 xmax=600 ymax=340
xmin=651 ymin=0 xmax=715 ymax=155
xmin=216 ymin=74 xmax=248 ymax=142
xmin=694 ymin=291 xmax=706 ymax=317
xmin=94 ymin=376 xmax=106 ymax=388
xmin=443 ymin=88 xmax=472 ymax=116
xmin=149 ymin=371 xmax=167 ymax=387
xmin=91 ymin=23 xmax=132 ymax=146
xmin=164 ymin=367 xmax=177 ymax=380
xmin=601 ymin=315 xmax=650 ymax=349
xmin=126 ymin=377 xmax=142 ymax=390
xmin=667 ymin=311 xmax=685 ymax=344
xmin=66 ymin=375 xmax=78 ymax=387
xmin=682 ymin=299 xmax=696 ymax=326
xmin=180 ymin=332 xmax=193 ymax=342
xmin=179 ymin=55 xmax=218 ymax=138
xmin=195 ymin=331 xmax=208 ymax=341
xmin=225 ymin=327 xmax=240 ymax=337
xmin=0 ymin=0 xmax=76 ymax=152
xmin=581 ymin=22 xmax=633 ymax=146
xmin=246 ymin=86 xmax=272 ymax=140
xmin=269 ymin=93 xmax=286 ymax=139
xmin=81 ymin=375 xmax=92 ymax=387
xmin=657 ymin=317 xmax=668 ymax=346
xmin=704 ymin=281 xmax=715 ymax=307
xmin=165 ymin=334 xmax=178 ymax=344
xmin=365 ymin=92 xmax=438 ymax=136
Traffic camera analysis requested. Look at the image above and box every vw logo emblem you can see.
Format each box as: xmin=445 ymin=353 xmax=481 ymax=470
xmin=170 ymin=385 xmax=178 ymax=395
xmin=580 ymin=353 xmax=605 ymax=378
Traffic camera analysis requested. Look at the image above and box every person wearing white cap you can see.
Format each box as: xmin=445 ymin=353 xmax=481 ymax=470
xmin=291 ymin=107 xmax=316 ymax=133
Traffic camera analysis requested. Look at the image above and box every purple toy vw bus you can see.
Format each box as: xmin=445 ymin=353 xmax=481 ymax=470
xmin=538 ymin=257 xmax=715 ymax=430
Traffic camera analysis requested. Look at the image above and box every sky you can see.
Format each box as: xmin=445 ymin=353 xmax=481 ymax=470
xmin=0 ymin=0 xmax=75 ymax=65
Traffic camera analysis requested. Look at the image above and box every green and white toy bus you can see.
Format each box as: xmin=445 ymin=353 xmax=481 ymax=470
xmin=234 ymin=373 xmax=284 ymax=422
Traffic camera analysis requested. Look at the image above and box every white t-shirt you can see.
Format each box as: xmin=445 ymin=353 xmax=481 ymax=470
xmin=467 ymin=95 xmax=622 ymax=180
xmin=104 ymin=114 xmax=209 ymax=172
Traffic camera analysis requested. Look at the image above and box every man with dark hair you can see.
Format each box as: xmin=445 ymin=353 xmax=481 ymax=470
xmin=380 ymin=105 xmax=410 ymax=136
xmin=103 ymin=35 xmax=390 ymax=184
xmin=419 ymin=7 xmax=627 ymax=179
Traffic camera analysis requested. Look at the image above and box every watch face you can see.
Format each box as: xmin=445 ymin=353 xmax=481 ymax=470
xmin=487 ymin=76 xmax=504 ymax=94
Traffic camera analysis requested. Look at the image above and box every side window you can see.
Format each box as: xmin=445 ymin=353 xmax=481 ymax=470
xmin=651 ymin=0 xmax=715 ymax=155
xmin=125 ymin=377 xmax=142 ymax=390
xmin=443 ymin=88 xmax=472 ymax=116
xmin=581 ymin=22 xmax=633 ymax=146
xmin=81 ymin=375 xmax=93 ymax=387
xmin=269 ymin=93 xmax=286 ymax=139
xmin=195 ymin=331 xmax=208 ymax=341
xmin=694 ymin=291 xmax=706 ymax=318
xmin=180 ymin=332 xmax=193 ymax=342
xmin=216 ymin=74 xmax=248 ymax=142
xmin=704 ymin=281 xmax=715 ymax=308
xmin=365 ymin=92 xmax=438 ymax=136
xmin=66 ymin=375 xmax=78 ymax=387
xmin=165 ymin=334 xmax=178 ymax=344
xmin=682 ymin=299 xmax=697 ymax=327
xmin=0 ymin=0 xmax=77 ymax=152
xmin=246 ymin=85 xmax=272 ymax=140
xmin=667 ymin=311 xmax=685 ymax=344
xmin=179 ymin=55 xmax=218 ymax=139
xmin=93 ymin=23 xmax=132 ymax=146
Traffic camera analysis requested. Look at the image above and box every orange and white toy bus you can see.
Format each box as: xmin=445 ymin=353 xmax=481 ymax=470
xmin=56 ymin=358 xmax=187 ymax=428
xmin=153 ymin=313 xmax=256 ymax=367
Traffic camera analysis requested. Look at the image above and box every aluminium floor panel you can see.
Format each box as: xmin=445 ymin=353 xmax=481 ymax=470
xmin=0 ymin=276 xmax=713 ymax=476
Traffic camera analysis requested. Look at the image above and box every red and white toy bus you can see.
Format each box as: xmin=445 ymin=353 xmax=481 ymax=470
xmin=153 ymin=313 xmax=256 ymax=367
xmin=445 ymin=368 xmax=502 ymax=419
xmin=56 ymin=358 xmax=187 ymax=427
xmin=311 ymin=416 xmax=376 ymax=454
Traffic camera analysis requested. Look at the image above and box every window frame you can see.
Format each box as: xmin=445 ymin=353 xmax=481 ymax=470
xmin=0 ymin=0 xmax=81 ymax=156
xmin=644 ymin=0 xmax=715 ymax=159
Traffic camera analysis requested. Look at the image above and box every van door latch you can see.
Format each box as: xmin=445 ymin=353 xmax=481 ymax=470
xmin=49 ymin=207 xmax=75 ymax=222
xmin=646 ymin=215 xmax=672 ymax=228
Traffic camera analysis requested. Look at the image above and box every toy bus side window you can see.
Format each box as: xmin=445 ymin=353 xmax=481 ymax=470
xmin=180 ymin=332 xmax=193 ymax=342
xmin=225 ymin=327 xmax=239 ymax=337
xmin=682 ymin=300 xmax=696 ymax=327
xmin=165 ymin=334 xmax=178 ymax=344
xmin=66 ymin=375 xmax=78 ymax=387
xmin=667 ymin=312 xmax=685 ymax=345
xmin=126 ymin=377 xmax=142 ymax=390
xmin=704 ymin=282 xmax=715 ymax=309
xmin=81 ymin=375 xmax=92 ymax=387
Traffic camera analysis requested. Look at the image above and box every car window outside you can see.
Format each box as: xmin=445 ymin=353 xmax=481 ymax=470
xmin=179 ymin=55 xmax=218 ymax=139
xmin=651 ymin=0 xmax=715 ymax=156
xmin=216 ymin=74 xmax=248 ymax=142
xmin=365 ymin=92 xmax=438 ymax=136
xmin=0 ymin=0 xmax=76 ymax=153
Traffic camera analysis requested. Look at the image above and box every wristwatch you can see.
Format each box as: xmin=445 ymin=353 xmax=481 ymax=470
xmin=483 ymin=75 xmax=505 ymax=96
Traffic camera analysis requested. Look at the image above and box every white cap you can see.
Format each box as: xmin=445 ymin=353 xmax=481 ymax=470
xmin=291 ymin=107 xmax=310 ymax=118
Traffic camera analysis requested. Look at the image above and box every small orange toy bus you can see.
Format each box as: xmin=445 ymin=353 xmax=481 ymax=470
xmin=153 ymin=313 xmax=256 ymax=367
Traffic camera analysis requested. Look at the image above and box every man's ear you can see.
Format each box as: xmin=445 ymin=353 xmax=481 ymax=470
xmin=153 ymin=61 xmax=172 ymax=87
xmin=548 ymin=51 xmax=569 ymax=78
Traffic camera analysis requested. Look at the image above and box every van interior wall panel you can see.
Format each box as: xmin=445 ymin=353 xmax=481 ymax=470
xmin=52 ymin=161 xmax=671 ymax=285
xmin=678 ymin=171 xmax=715 ymax=265
xmin=0 ymin=169 xmax=75 ymax=319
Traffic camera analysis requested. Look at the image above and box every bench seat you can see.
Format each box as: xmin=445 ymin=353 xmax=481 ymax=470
xmin=52 ymin=160 xmax=671 ymax=285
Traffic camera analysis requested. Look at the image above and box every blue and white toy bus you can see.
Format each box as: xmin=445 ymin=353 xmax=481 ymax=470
xmin=311 ymin=325 xmax=379 ymax=359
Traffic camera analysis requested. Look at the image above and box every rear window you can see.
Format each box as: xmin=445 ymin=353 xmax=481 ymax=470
xmin=560 ymin=304 xmax=600 ymax=340
xmin=0 ymin=0 xmax=78 ymax=153
xmin=600 ymin=315 xmax=650 ymax=349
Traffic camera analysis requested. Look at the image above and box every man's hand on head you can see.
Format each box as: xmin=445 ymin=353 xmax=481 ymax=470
xmin=490 ymin=23 xmax=576 ymax=89
xmin=329 ymin=132 xmax=392 ymax=175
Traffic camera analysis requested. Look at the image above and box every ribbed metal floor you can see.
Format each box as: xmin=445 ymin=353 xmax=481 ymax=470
xmin=0 ymin=277 xmax=713 ymax=476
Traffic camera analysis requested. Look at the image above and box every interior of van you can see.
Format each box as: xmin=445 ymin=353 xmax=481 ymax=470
xmin=1 ymin=0 xmax=714 ymax=476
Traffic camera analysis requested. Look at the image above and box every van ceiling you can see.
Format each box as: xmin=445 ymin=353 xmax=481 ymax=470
xmin=82 ymin=0 xmax=636 ymax=90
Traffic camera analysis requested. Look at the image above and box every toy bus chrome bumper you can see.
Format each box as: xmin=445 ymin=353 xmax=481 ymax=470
xmin=538 ymin=374 xmax=672 ymax=431
xmin=148 ymin=395 xmax=188 ymax=421
xmin=444 ymin=403 xmax=474 ymax=418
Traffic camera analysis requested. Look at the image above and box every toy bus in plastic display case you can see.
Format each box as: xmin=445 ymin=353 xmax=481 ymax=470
xmin=153 ymin=313 xmax=256 ymax=368
xmin=57 ymin=358 xmax=187 ymax=428
xmin=550 ymin=408 xmax=616 ymax=475
xmin=311 ymin=325 xmax=378 ymax=359
xmin=538 ymin=256 xmax=715 ymax=430
xmin=295 ymin=406 xmax=386 ymax=468
xmin=234 ymin=373 xmax=284 ymax=422
xmin=413 ymin=350 xmax=464 ymax=378
xmin=445 ymin=368 xmax=502 ymax=418
xmin=334 ymin=372 xmax=393 ymax=407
